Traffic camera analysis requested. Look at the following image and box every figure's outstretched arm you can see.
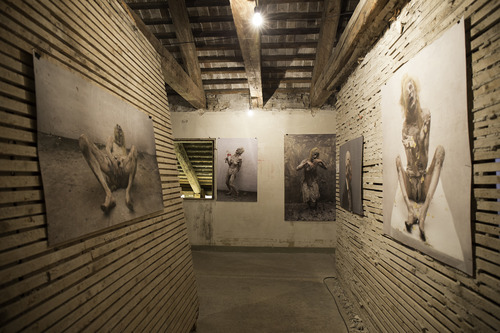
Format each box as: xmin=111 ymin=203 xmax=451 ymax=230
xmin=296 ymin=159 xmax=307 ymax=170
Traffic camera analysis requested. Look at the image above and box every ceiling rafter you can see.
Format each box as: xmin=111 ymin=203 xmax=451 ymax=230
xmin=310 ymin=0 xmax=408 ymax=107
xmin=167 ymin=0 xmax=204 ymax=90
xmin=120 ymin=1 xmax=206 ymax=109
xmin=229 ymin=0 xmax=263 ymax=108
xmin=310 ymin=0 xmax=341 ymax=96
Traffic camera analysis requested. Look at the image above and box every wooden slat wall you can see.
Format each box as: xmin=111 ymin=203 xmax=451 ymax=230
xmin=335 ymin=0 xmax=499 ymax=332
xmin=0 ymin=0 xmax=198 ymax=332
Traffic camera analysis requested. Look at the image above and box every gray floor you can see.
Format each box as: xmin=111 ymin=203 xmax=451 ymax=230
xmin=192 ymin=249 xmax=349 ymax=333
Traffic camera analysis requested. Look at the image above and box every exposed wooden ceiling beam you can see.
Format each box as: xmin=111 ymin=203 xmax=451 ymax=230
xmin=128 ymin=1 xmax=229 ymax=10
xmin=203 ymin=78 xmax=249 ymax=85
xmin=166 ymin=41 xmax=317 ymax=53
xmin=229 ymin=0 xmax=263 ymax=108
xmin=142 ymin=12 xmax=322 ymax=26
xmin=120 ymin=1 xmax=206 ymax=109
xmin=261 ymin=27 xmax=320 ymax=36
xmin=198 ymin=56 xmax=244 ymax=63
xmin=201 ymin=67 xmax=246 ymax=74
xmin=155 ymin=30 xmax=238 ymax=40
xmin=167 ymin=0 xmax=204 ymax=90
xmin=262 ymin=54 xmax=316 ymax=61
xmin=310 ymin=0 xmax=341 ymax=96
xmin=168 ymin=88 xmax=311 ymax=96
xmin=262 ymin=66 xmax=314 ymax=72
xmin=310 ymin=0 xmax=406 ymax=107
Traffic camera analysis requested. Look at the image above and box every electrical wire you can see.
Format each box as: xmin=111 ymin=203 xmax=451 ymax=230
xmin=323 ymin=276 xmax=350 ymax=333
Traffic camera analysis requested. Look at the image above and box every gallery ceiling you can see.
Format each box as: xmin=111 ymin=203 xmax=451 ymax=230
xmin=122 ymin=0 xmax=406 ymax=110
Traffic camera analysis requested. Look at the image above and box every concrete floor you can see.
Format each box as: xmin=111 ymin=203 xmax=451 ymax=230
xmin=191 ymin=249 xmax=349 ymax=333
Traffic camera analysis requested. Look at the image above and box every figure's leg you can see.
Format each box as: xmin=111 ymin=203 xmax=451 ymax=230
xmin=123 ymin=145 xmax=138 ymax=211
xmin=229 ymin=174 xmax=238 ymax=196
xmin=418 ymin=145 xmax=445 ymax=241
xmin=347 ymin=186 xmax=352 ymax=212
xmin=396 ymin=155 xmax=417 ymax=232
xmin=225 ymin=173 xmax=233 ymax=194
xmin=79 ymin=134 xmax=116 ymax=213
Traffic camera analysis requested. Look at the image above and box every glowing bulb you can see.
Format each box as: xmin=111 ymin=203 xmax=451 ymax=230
xmin=247 ymin=109 xmax=254 ymax=117
xmin=252 ymin=12 xmax=263 ymax=27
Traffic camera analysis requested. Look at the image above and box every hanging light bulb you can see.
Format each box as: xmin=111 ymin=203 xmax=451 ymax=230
xmin=252 ymin=3 xmax=263 ymax=27
xmin=252 ymin=11 xmax=263 ymax=27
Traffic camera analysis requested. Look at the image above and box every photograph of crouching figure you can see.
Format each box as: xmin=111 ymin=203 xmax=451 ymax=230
xmin=382 ymin=19 xmax=472 ymax=275
xmin=395 ymin=75 xmax=445 ymax=242
xmin=79 ymin=124 xmax=138 ymax=213
xmin=34 ymin=54 xmax=164 ymax=245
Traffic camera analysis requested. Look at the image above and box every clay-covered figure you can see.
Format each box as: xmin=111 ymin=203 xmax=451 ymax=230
xmin=396 ymin=75 xmax=445 ymax=242
xmin=79 ymin=124 xmax=138 ymax=213
xmin=296 ymin=147 xmax=327 ymax=209
xmin=225 ymin=147 xmax=244 ymax=196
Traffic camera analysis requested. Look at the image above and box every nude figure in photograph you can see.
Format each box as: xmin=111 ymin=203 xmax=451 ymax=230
xmin=296 ymin=147 xmax=327 ymax=209
xmin=79 ymin=124 xmax=138 ymax=213
xmin=396 ymin=74 xmax=445 ymax=242
xmin=225 ymin=147 xmax=244 ymax=196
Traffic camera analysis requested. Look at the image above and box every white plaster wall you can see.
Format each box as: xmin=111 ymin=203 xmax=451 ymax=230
xmin=171 ymin=109 xmax=338 ymax=248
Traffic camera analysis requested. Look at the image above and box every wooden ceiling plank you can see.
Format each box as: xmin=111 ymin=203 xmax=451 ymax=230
xmin=229 ymin=0 xmax=263 ymax=108
xmin=167 ymin=0 xmax=204 ymax=89
xmin=128 ymin=1 xmax=230 ymax=10
xmin=310 ymin=0 xmax=341 ymax=94
xmin=121 ymin=1 xmax=206 ymax=109
xmin=310 ymin=0 xmax=405 ymax=107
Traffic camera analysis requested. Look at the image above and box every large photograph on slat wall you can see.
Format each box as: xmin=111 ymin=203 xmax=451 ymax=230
xmin=34 ymin=54 xmax=164 ymax=245
xmin=382 ymin=20 xmax=472 ymax=274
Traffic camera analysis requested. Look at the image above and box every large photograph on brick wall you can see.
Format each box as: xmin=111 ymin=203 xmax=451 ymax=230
xmin=382 ymin=20 xmax=472 ymax=274
xmin=34 ymin=54 xmax=164 ymax=245
xmin=216 ymin=138 xmax=258 ymax=202
xmin=284 ymin=134 xmax=336 ymax=221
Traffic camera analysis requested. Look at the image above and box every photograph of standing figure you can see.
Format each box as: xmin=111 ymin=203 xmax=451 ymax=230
xmin=339 ymin=136 xmax=363 ymax=216
xmin=382 ymin=20 xmax=472 ymax=275
xmin=217 ymin=138 xmax=257 ymax=202
xmin=225 ymin=147 xmax=245 ymax=196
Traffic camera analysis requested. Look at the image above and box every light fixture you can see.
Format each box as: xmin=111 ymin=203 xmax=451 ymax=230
xmin=252 ymin=1 xmax=263 ymax=27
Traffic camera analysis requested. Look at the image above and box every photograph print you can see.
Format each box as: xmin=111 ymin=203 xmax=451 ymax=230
xmin=381 ymin=20 xmax=472 ymax=274
xmin=216 ymin=138 xmax=258 ymax=202
xmin=284 ymin=134 xmax=336 ymax=221
xmin=34 ymin=54 xmax=164 ymax=245
xmin=339 ymin=136 xmax=364 ymax=216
